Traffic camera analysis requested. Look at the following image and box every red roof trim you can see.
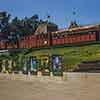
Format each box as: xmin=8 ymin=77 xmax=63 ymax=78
xmin=51 ymin=24 xmax=100 ymax=34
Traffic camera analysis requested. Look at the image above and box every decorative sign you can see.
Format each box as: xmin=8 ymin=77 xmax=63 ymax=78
xmin=52 ymin=55 xmax=63 ymax=76
xmin=40 ymin=55 xmax=50 ymax=75
xmin=30 ymin=57 xmax=37 ymax=73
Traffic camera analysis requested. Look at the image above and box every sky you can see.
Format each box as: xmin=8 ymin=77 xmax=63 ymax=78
xmin=0 ymin=0 xmax=100 ymax=28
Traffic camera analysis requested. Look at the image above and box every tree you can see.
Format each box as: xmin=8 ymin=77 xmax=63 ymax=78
xmin=0 ymin=11 xmax=11 ymax=33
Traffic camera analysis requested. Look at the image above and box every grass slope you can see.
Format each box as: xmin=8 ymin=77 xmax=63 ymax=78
xmin=26 ymin=44 xmax=100 ymax=71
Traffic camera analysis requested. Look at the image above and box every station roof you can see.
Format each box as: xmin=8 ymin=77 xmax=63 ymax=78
xmin=35 ymin=22 xmax=58 ymax=35
xmin=51 ymin=24 xmax=100 ymax=34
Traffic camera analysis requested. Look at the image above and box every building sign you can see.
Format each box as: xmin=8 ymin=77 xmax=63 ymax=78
xmin=40 ymin=55 xmax=50 ymax=75
xmin=30 ymin=56 xmax=37 ymax=74
xmin=52 ymin=55 xmax=63 ymax=76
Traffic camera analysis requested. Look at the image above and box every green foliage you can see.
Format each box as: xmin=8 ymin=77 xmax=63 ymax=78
xmin=0 ymin=11 xmax=57 ymax=47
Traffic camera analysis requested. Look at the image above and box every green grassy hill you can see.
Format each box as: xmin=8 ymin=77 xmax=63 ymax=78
xmin=25 ymin=44 xmax=100 ymax=71
xmin=1 ymin=43 xmax=100 ymax=71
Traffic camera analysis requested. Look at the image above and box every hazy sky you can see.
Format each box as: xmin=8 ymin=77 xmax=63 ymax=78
xmin=0 ymin=0 xmax=100 ymax=28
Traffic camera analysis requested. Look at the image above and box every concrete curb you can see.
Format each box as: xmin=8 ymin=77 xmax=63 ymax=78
xmin=0 ymin=72 xmax=100 ymax=82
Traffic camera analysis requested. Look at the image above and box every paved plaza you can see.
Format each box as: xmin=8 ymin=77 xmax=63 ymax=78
xmin=0 ymin=73 xmax=100 ymax=100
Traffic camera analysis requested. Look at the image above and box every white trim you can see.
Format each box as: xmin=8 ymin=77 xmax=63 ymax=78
xmin=0 ymin=50 xmax=9 ymax=53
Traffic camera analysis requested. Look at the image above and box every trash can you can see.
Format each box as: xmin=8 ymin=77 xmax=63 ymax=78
xmin=52 ymin=55 xmax=63 ymax=76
